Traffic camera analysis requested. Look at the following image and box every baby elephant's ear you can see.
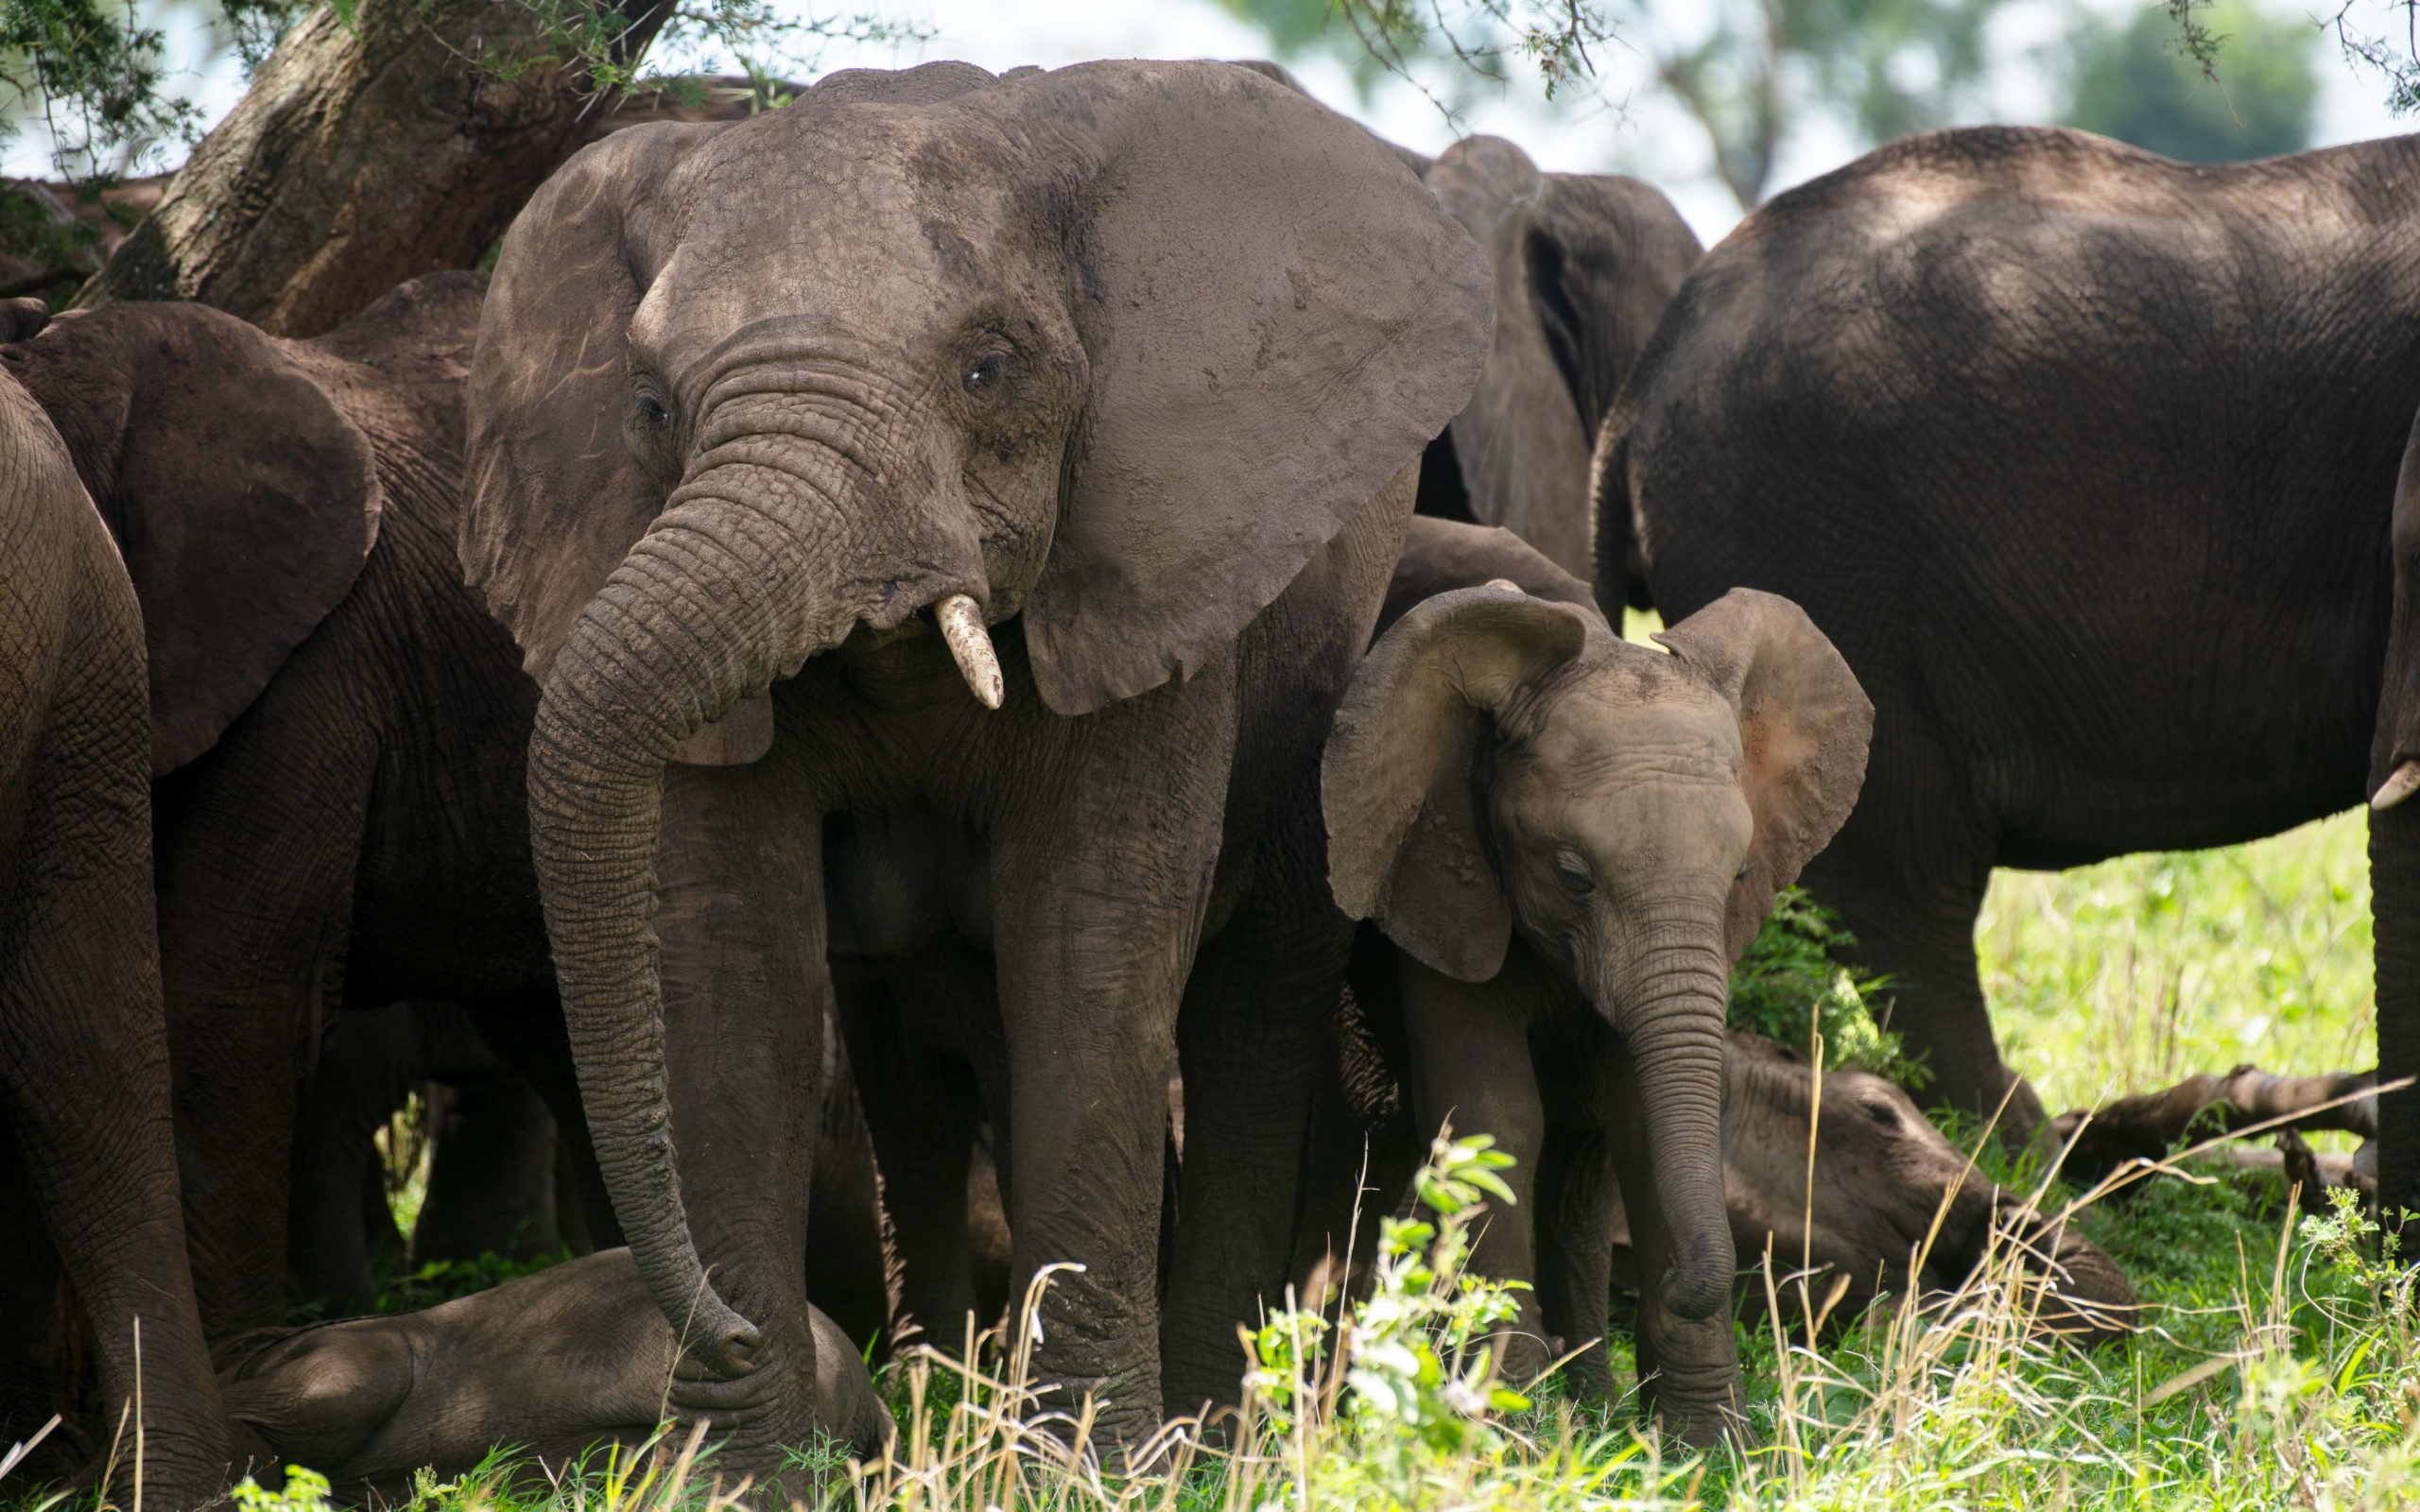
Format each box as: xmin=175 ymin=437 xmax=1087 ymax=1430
xmin=1655 ymin=589 xmax=1873 ymax=960
xmin=6 ymin=303 xmax=383 ymax=776
xmin=1325 ymin=586 xmax=1592 ymax=982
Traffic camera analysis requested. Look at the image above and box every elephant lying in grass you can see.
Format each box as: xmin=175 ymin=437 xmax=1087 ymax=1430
xmin=216 ymin=1249 xmax=891 ymax=1501
xmin=0 ymin=301 xmax=226 ymax=1506
xmin=1313 ymin=518 xmax=1873 ymax=1441
xmin=1640 ymin=1031 xmax=2138 ymax=1345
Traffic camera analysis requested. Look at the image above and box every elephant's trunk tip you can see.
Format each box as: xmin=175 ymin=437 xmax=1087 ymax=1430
xmin=938 ymin=593 xmax=1005 ymax=711
xmin=2376 ymin=759 xmax=2420 ymax=812
xmin=1662 ymin=1230 xmax=1732 ymax=1322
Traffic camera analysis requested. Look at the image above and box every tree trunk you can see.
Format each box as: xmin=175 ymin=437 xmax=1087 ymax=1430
xmin=73 ymin=0 xmax=684 ymax=336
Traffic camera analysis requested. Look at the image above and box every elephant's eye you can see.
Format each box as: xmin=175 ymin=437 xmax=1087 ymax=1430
xmin=1736 ymin=862 xmax=1751 ymax=883
xmin=962 ymin=353 xmax=1009 ymax=394
xmin=1554 ymin=850 xmax=1595 ymax=897
xmin=636 ymin=393 xmax=671 ymax=429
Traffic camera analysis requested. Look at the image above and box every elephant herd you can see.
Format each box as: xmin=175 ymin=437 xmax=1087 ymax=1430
xmin=0 ymin=55 xmax=2406 ymax=1508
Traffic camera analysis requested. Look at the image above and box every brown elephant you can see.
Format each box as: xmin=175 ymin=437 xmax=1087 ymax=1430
xmin=0 ymin=308 xmax=226 ymax=1506
xmin=1312 ymin=518 xmax=1872 ymax=1442
xmin=214 ymin=1247 xmax=891 ymax=1502
xmin=454 ymin=59 xmax=1488 ymax=1460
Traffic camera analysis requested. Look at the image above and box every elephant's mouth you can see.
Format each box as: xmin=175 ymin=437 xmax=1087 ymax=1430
xmin=672 ymin=591 xmax=1003 ymax=765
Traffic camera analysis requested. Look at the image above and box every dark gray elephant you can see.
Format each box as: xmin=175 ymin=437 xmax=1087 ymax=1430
xmin=456 ymin=60 xmax=1487 ymax=1459
xmin=1411 ymin=135 xmax=1702 ymax=577
xmin=2 ymin=274 xmax=625 ymax=1339
xmin=0 ymin=317 xmax=226 ymax=1506
xmin=216 ymin=1248 xmax=891 ymax=1502
xmin=1596 ymin=128 xmax=2420 ymax=1218
xmin=1314 ymin=518 xmax=1871 ymax=1442
xmin=1228 ymin=62 xmax=1703 ymax=579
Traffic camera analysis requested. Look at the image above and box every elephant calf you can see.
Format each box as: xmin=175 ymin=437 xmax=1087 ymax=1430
xmin=1314 ymin=517 xmax=1873 ymax=1442
xmin=216 ymin=1249 xmax=891 ymax=1500
xmin=1668 ymin=1031 xmax=2137 ymax=1343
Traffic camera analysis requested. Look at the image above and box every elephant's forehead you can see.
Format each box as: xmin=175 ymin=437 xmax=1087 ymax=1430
xmin=657 ymin=121 xmax=1022 ymax=323
xmin=1536 ymin=671 xmax=1741 ymax=781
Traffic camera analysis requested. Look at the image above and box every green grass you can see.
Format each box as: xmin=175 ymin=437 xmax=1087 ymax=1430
xmin=6 ymin=816 xmax=2408 ymax=1511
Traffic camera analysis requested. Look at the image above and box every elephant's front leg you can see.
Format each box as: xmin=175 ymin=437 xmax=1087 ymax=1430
xmin=652 ymin=757 xmax=828 ymax=1469
xmin=990 ymin=678 xmax=1238 ymax=1456
xmin=1162 ymin=778 xmax=1353 ymax=1419
xmin=1398 ymin=957 xmax=1551 ymax=1383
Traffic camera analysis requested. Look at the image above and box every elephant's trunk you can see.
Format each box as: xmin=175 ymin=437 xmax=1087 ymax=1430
xmin=1606 ymin=933 xmax=1735 ymax=1325
xmin=527 ymin=458 xmax=872 ymax=1373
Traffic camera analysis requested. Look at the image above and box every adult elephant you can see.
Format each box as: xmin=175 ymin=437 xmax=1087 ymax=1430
xmin=458 ymin=59 xmax=1487 ymax=1461
xmin=1594 ymin=127 xmax=2420 ymax=1211
xmin=2 ymin=273 xmax=623 ymax=1337
xmin=1410 ymin=134 xmax=1701 ymax=577
xmin=1230 ymin=63 xmax=1704 ymax=578
xmin=0 ymin=306 xmax=226 ymax=1506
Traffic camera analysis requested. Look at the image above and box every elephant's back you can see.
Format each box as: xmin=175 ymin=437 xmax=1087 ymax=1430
xmin=1621 ymin=126 xmax=2420 ymax=852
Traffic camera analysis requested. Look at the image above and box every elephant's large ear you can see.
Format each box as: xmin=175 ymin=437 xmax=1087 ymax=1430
xmin=1654 ymin=589 xmax=1873 ymax=960
xmin=459 ymin=121 xmax=721 ymax=679
xmin=1325 ymin=585 xmax=1592 ymax=982
xmin=1014 ymin=61 xmax=1492 ymax=716
xmin=5 ymin=303 xmax=382 ymax=776
xmin=1428 ymin=137 xmax=1701 ymax=576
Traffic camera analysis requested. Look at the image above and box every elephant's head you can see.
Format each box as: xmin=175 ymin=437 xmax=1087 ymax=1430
xmin=0 ymin=300 xmax=386 ymax=775
xmin=457 ymin=60 xmax=1490 ymax=1369
xmin=1720 ymin=1034 xmax=2137 ymax=1343
xmin=1422 ymin=135 xmax=1702 ymax=576
xmin=1325 ymin=582 xmax=1871 ymax=1325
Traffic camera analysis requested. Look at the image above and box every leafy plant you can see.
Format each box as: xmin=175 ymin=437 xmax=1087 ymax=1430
xmin=1728 ymin=885 xmax=1920 ymax=1084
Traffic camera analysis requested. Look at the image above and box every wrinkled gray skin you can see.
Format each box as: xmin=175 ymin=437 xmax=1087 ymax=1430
xmin=1631 ymin=1032 xmax=2137 ymax=1347
xmin=0 ymin=323 xmax=227 ymax=1507
xmin=216 ymin=1249 xmax=891 ymax=1501
xmin=1596 ymin=128 xmax=2420 ymax=1223
xmin=1411 ymin=135 xmax=1702 ymax=577
xmin=1315 ymin=519 xmax=1872 ymax=1443
xmin=1 ymin=275 xmax=628 ymax=1340
xmin=458 ymin=60 xmax=1489 ymax=1461
xmin=1230 ymin=61 xmax=1704 ymax=579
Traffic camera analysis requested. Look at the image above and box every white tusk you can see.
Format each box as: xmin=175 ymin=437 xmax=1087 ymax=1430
xmin=2375 ymin=759 xmax=2420 ymax=812
xmin=1484 ymin=578 xmax=1524 ymax=593
xmin=936 ymin=593 xmax=1004 ymax=711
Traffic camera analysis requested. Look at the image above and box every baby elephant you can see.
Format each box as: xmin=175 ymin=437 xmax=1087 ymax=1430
xmin=216 ymin=1249 xmax=890 ymax=1499
xmin=1643 ymin=1032 xmax=2137 ymax=1344
xmin=1321 ymin=519 xmax=1873 ymax=1443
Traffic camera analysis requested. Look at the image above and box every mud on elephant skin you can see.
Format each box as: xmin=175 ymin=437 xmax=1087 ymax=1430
xmin=1315 ymin=518 xmax=1872 ymax=1444
xmin=0 ymin=353 xmax=227 ymax=1505
xmin=458 ymin=59 xmax=1489 ymax=1459
xmin=1 ymin=273 xmax=629 ymax=1338
xmin=1595 ymin=127 xmax=2420 ymax=1196
xmin=216 ymin=1249 xmax=891 ymax=1500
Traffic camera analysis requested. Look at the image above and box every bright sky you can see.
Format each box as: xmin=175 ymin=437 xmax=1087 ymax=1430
xmin=10 ymin=0 xmax=2414 ymax=244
